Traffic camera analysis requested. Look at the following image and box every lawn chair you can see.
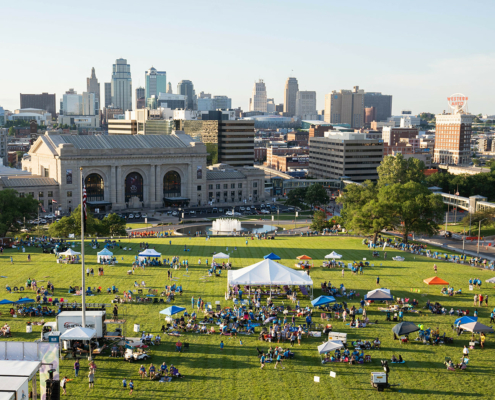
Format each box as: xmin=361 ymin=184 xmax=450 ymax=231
xmin=138 ymin=289 xmax=143 ymax=295
xmin=216 ymin=304 xmax=221 ymax=311
xmin=153 ymin=298 xmax=158 ymax=304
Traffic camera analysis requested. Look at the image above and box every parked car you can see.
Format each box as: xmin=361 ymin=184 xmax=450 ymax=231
xmin=212 ymin=208 xmax=218 ymax=213
xmin=218 ymin=208 xmax=224 ymax=213
xmin=190 ymin=211 xmax=196 ymax=216
xmin=261 ymin=210 xmax=270 ymax=214
xmin=240 ymin=207 xmax=245 ymax=211
xmin=225 ymin=211 xmax=233 ymax=216
xmin=128 ymin=214 xmax=134 ymax=219
xmin=134 ymin=213 xmax=141 ymax=219
xmin=172 ymin=211 xmax=178 ymax=216
xmin=141 ymin=213 xmax=147 ymax=218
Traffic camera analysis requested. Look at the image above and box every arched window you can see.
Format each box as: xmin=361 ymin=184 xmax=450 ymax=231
xmin=85 ymin=174 xmax=104 ymax=201
xmin=125 ymin=172 xmax=144 ymax=202
xmin=163 ymin=171 xmax=181 ymax=198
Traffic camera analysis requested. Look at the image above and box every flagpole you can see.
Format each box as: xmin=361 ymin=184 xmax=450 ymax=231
xmin=80 ymin=167 xmax=86 ymax=329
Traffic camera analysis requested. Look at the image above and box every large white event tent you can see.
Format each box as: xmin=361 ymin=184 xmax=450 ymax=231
xmin=58 ymin=248 xmax=81 ymax=257
xmin=227 ymin=259 xmax=314 ymax=297
xmin=137 ymin=248 xmax=161 ymax=261
xmin=97 ymin=248 xmax=113 ymax=264
xmin=212 ymin=252 xmax=230 ymax=261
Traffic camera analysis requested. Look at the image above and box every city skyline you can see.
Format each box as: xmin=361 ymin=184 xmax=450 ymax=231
xmin=1 ymin=0 xmax=494 ymax=114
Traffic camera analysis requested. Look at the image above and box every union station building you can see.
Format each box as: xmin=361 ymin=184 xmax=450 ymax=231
xmin=2 ymin=132 xmax=265 ymax=213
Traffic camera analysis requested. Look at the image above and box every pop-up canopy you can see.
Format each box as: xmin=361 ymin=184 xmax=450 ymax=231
xmin=97 ymin=248 xmax=113 ymax=263
xmin=423 ymin=276 xmax=449 ymax=285
xmin=297 ymin=255 xmax=312 ymax=260
xmin=159 ymin=306 xmax=186 ymax=316
xmin=392 ymin=321 xmax=420 ymax=336
xmin=60 ymin=327 xmax=96 ymax=341
xmin=227 ymin=259 xmax=313 ymax=287
xmin=364 ymin=288 xmax=393 ymax=301
xmin=58 ymin=248 xmax=80 ymax=256
xmin=212 ymin=252 xmax=229 ymax=260
xmin=138 ymin=249 xmax=161 ymax=260
xmin=325 ymin=251 xmax=342 ymax=259
xmin=317 ymin=340 xmax=344 ymax=354
xmin=486 ymin=277 xmax=495 ymax=283
xmin=264 ymin=253 xmax=281 ymax=260
xmin=459 ymin=321 xmax=494 ymax=333
xmin=311 ymin=296 xmax=336 ymax=307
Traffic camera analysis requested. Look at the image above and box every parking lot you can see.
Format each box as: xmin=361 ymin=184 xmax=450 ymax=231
xmin=173 ymin=203 xmax=296 ymax=219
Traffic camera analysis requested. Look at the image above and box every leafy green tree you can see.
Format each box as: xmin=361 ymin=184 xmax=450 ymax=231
xmin=379 ymin=182 xmax=444 ymax=243
xmin=310 ymin=210 xmax=329 ymax=232
xmin=48 ymin=205 xmax=101 ymax=238
xmin=337 ymin=181 xmax=391 ymax=243
xmin=8 ymin=127 xmax=15 ymax=136
xmin=461 ymin=209 xmax=495 ymax=230
xmin=305 ymin=184 xmax=329 ymax=209
xmin=285 ymin=187 xmax=307 ymax=208
xmin=0 ymin=189 xmax=39 ymax=236
xmin=377 ymin=153 xmax=425 ymax=187
xmin=102 ymin=213 xmax=126 ymax=236
xmin=206 ymin=143 xmax=218 ymax=165
xmin=472 ymin=158 xmax=480 ymax=166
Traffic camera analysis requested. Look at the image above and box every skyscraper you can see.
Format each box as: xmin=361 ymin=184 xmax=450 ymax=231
xmin=111 ymin=58 xmax=132 ymax=111
xmin=213 ymin=96 xmax=232 ymax=110
xmin=82 ymin=92 xmax=96 ymax=116
xmin=166 ymin=82 xmax=173 ymax=94
xmin=295 ymin=91 xmax=317 ymax=118
xmin=20 ymin=93 xmax=56 ymax=116
xmin=177 ymin=80 xmax=196 ymax=110
xmin=363 ymin=92 xmax=393 ymax=122
xmin=135 ymin=87 xmax=145 ymax=110
xmin=145 ymin=67 xmax=167 ymax=101
xmin=104 ymin=83 xmax=112 ymax=107
xmin=249 ymin=80 xmax=267 ymax=113
xmin=434 ymin=112 xmax=473 ymax=165
xmin=284 ymin=77 xmax=299 ymax=116
xmin=324 ymin=86 xmax=364 ymax=128
xmin=86 ymin=67 xmax=100 ymax=112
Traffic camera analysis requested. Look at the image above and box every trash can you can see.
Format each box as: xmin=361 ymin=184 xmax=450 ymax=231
xmin=26 ymin=325 xmax=32 ymax=333
xmin=134 ymin=324 xmax=140 ymax=333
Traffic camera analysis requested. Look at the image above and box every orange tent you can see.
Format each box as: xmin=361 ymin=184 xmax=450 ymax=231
xmin=297 ymin=255 xmax=312 ymax=260
xmin=423 ymin=277 xmax=449 ymax=285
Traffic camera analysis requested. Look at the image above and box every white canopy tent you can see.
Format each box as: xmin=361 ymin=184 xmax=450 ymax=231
xmin=97 ymin=248 xmax=113 ymax=264
xmin=325 ymin=251 xmax=342 ymax=259
xmin=58 ymin=248 xmax=81 ymax=257
xmin=317 ymin=340 xmax=344 ymax=354
xmin=60 ymin=327 xmax=97 ymax=341
xmin=227 ymin=259 xmax=314 ymax=297
xmin=485 ymin=277 xmax=495 ymax=284
xmin=0 ymin=360 xmax=42 ymax=400
xmin=0 ymin=377 xmax=28 ymax=400
xmin=138 ymin=249 xmax=162 ymax=261
xmin=212 ymin=252 xmax=230 ymax=260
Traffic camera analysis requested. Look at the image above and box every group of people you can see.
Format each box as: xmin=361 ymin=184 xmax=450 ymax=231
xmin=259 ymin=346 xmax=294 ymax=369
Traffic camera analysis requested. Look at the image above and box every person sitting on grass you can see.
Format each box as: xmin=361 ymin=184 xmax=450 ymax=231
xmin=169 ymin=365 xmax=183 ymax=378
xmin=391 ymin=354 xmax=398 ymax=363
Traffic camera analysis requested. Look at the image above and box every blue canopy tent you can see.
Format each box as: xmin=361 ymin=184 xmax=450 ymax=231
xmin=264 ymin=253 xmax=281 ymax=260
xmin=455 ymin=316 xmax=477 ymax=326
xmin=0 ymin=299 xmax=14 ymax=305
xmin=311 ymin=295 xmax=336 ymax=307
xmin=159 ymin=306 xmax=186 ymax=316
xmin=15 ymin=298 xmax=35 ymax=304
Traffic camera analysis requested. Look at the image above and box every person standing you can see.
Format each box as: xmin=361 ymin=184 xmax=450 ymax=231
xmin=384 ymin=252 xmax=387 ymax=259
xmin=376 ymin=276 xmax=380 ymax=287
xmin=27 ymin=254 xmax=31 ymax=262
xmin=88 ymin=370 xmax=94 ymax=389
xmin=485 ymin=295 xmax=489 ymax=307
xmin=10 ymin=256 xmax=13 ymax=264
xmin=74 ymin=359 xmax=80 ymax=377
xmin=260 ymin=353 xmax=266 ymax=369
xmin=433 ymin=264 xmax=437 ymax=274
xmin=191 ymin=296 xmax=194 ymax=308
xmin=129 ymin=380 xmax=134 ymax=395
xmin=474 ymin=294 xmax=478 ymax=307
xmin=480 ymin=333 xmax=486 ymax=349
xmin=61 ymin=376 xmax=68 ymax=395
xmin=341 ymin=268 xmax=345 ymax=278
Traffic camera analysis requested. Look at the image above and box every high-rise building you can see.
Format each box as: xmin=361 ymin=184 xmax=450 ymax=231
xmin=63 ymin=90 xmax=82 ymax=116
xmin=267 ymin=99 xmax=276 ymax=113
xmin=0 ymin=107 xmax=5 ymax=126
xmin=157 ymin=93 xmax=186 ymax=110
xmin=364 ymin=92 xmax=393 ymax=122
xmin=86 ymin=67 xmax=100 ymax=112
xmin=295 ymin=91 xmax=317 ymax=118
xmin=0 ymin=128 xmax=7 ymax=165
xmin=111 ymin=58 xmax=132 ymax=111
xmin=309 ymin=131 xmax=383 ymax=181
xmin=434 ymin=113 xmax=473 ymax=165
xmin=213 ymin=96 xmax=232 ymax=110
xmin=177 ymin=80 xmax=196 ymax=110
xmin=197 ymin=97 xmax=215 ymax=111
xmin=82 ymin=92 xmax=96 ymax=116
xmin=145 ymin=67 xmax=167 ymax=101
xmin=199 ymin=92 xmax=212 ymax=99
xmin=104 ymin=83 xmax=112 ymax=108
xmin=135 ymin=87 xmax=145 ymax=110
xmin=284 ymin=77 xmax=299 ymax=116
xmin=324 ymin=86 xmax=364 ymax=128
xmin=249 ymin=80 xmax=267 ymax=113
xmin=166 ymin=82 xmax=173 ymax=94
xmin=20 ymin=93 xmax=56 ymax=116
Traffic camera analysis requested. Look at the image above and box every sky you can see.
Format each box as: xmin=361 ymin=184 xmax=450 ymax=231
xmin=1 ymin=0 xmax=495 ymax=115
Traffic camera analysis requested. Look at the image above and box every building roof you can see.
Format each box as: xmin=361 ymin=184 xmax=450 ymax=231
xmin=48 ymin=133 xmax=190 ymax=150
xmin=1 ymin=176 xmax=58 ymax=187
xmin=0 ymin=165 xmax=31 ymax=177
xmin=206 ymin=170 xmax=246 ymax=180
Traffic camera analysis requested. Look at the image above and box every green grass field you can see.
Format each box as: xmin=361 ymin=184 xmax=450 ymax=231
xmin=1 ymin=236 xmax=494 ymax=399
xmin=447 ymin=223 xmax=495 ymax=237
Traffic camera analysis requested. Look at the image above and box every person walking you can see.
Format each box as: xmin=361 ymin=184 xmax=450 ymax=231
xmin=341 ymin=268 xmax=345 ymax=278
xmin=485 ymin=295 xmax=489 ymax=307
xmin=260 ymin=353 xmax=266 ymax=369
xmin=474 ymin=294 xmax=478 ymax=307
xmin=376 ymin=276 xmax=380 ymax=287
xmin=191 ymin=296 xmax=194 ymax=308
xmin=61 ymin=376 xmax=68 ymax=395
xmin=74 ymin=359 xmax=80 ymax=378
xmin=88 ymin=370 xmax=94 ymax=389
xmin=490 ymin=311 xmax=494 ymax=323
xmin=433 ymin=264 xmax=437 ymax=274
xmin=10 ymin=256 xmax=13 ymax=264
xmin=27 ymin=254 xmax=31 ymax=262
xmin=129 ymin=380 xmax=134 ymax=395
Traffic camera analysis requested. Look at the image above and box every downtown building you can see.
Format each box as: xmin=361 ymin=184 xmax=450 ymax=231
xmin=434 ymin=113 xmax=474 ymax=165
xmin=309 ymin=131 xmax=383 ymax=182
xmin=86 ymin=67 xmax=100 ymax=112
xmin=20 ymin=93 xmax=56 ymax=117
xmin=284 ymin=77 xmax=299 ymax=117
xmin=324 ymin=86 xmax=365 ymax=129
xmin=363 ymin=92 xmax=392 ymax=122
xmin=145 ymin=67 xmax=166 ymax=101
xmin=249 ymin=80 xmax=267 ymax=113
xmin=177 ymin=80 xmax=196 ymax=110
xmin=295 ymin=91 xmax=317 ymax=119
xmin=111 ymin=58 xmax=132 ymax=112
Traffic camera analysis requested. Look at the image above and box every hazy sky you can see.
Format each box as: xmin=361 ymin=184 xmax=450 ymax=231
xmin=2 ymin=0 xmax=494 ymax=115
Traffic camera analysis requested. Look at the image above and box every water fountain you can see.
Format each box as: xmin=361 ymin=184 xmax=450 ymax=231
xmin=211 ymin=218 xmax=242 ymax=234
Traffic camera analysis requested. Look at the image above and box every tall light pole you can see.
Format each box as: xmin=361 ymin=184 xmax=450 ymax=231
xmin=477 ymin=218 xmax=487 ymax=256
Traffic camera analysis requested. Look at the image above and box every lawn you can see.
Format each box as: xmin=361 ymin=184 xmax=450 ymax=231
xmin=1 ymin=236 xmax=494 ymax=399
xmin=447 ymin=223 xmax=495 ymax=237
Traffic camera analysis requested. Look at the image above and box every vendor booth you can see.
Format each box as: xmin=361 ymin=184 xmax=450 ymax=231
xmin=57 ymin=248 xmax=81 ymax=264
xmin=325 ymin=251 xmax=342 ymax=259
xmin=227 ymin=259 xmax=314 ymax=297
xmin=137 ymin=249 xmax=161 ymax=261
xmin=97 ymin=248 xmax=114 ymax=264
xmin=212 ymin=252 xmax=229 ymax=261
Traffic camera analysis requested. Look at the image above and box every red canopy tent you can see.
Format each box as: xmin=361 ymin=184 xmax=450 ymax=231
xmin=297 ymin=255 xmax=312 ymax=260
xmin=423 ymin=276 xmax=449 ymax=285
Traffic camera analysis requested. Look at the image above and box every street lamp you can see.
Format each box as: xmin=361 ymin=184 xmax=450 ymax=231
xmin=477 ymin=218 xmax=487 ymax=256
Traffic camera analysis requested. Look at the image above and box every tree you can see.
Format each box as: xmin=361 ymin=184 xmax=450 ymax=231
xmin=0 ymin=189 xmax=39 ymax=236
xmin=285 ymin=187 xmax=307 ymax=208
xmin=48 ymin=205 xmax=100 ymax=238
xmin=8 ymin=127 xmax=15 ymax=136
xmin=102 ymin=213 xmax=126 ymax=236
xmin=337 ymin=181 xmax=391 ymax=243
xmin=305 ymin=184 xmax=329 ymax=209
xmin=461 ymin=209 xmax=495 ymax=230
xmin=310 ymin=210 xmax=329 ymax=232
xmin=377 ymin=153 xmax=425 ymax=187
xmin=379 ymin=182 xmax=444 ymax=243
xmin=472 ymin=158 xmax=480 ymax=166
